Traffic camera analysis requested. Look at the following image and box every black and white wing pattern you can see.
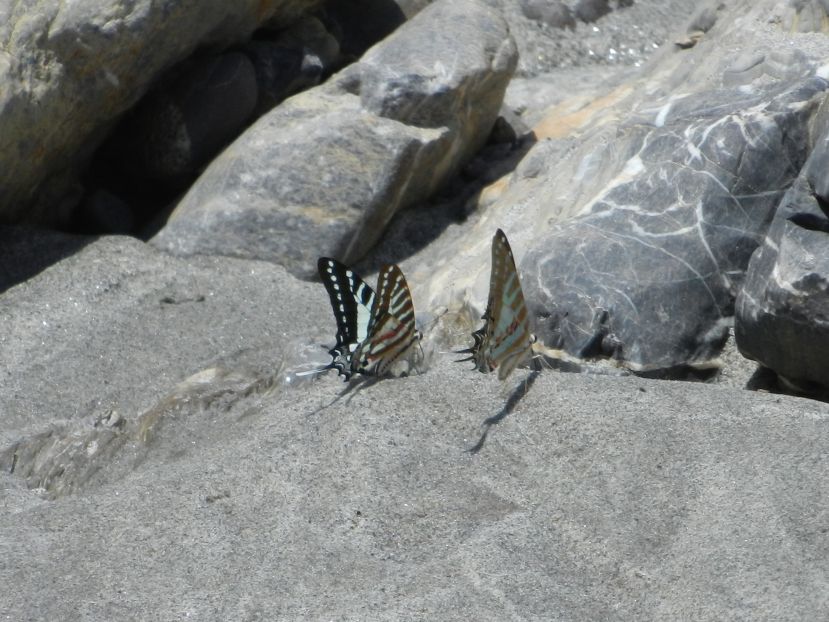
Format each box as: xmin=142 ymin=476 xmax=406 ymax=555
xmin=316 ymin=257 xmax=377 ymax=380
xmin=458 ymin=229 xmax=534 ymax=381
xmin=312 ymin=259 xmax=420 ymax=381
xmin=352 ymin=264 xmax=421 ymax=378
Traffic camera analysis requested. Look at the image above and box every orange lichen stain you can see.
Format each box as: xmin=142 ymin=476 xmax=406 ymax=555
xmin=533 ymin=84 xmax=634 ymax=141
xmin=478 ymin=175 xmax=510 ymax=207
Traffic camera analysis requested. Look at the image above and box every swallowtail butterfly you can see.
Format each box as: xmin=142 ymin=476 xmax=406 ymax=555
xmin=312 ymin=258 xmax=421 ymax=380
xmin=458 ymin=229 xmax=534 ymax=380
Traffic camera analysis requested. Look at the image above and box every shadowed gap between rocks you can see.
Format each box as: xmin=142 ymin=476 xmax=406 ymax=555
xmin=63 ymin=1 xmax=407 ymax=240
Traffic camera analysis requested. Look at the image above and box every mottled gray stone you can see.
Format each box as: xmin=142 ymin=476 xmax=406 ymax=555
xmin=575 ymin=0 xmax=612 ymax=23
xmin=152 ymin=0 xmax=517 ymax=278
xmin=0 ymin=0 xmax=323 ymax=226
xmin=735 ymin=120 xmax=829 ymax=391
xmin=519 ymin=77 xmax=828 ymax=373
xmin=2 ymin=352 xmax=828 ymax=619
xmin=245 ymin=14 xmax=341 ymax=117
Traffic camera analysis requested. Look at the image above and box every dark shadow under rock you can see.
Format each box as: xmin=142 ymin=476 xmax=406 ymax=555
xmin=0 ymin=227 xmax=93 ymax=294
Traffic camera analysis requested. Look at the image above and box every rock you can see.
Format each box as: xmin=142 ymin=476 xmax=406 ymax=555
xmin=323 ymin=0 xmax=408 ymax=60
xmin=3 ymin=3 xmax=829 ymax=617
xmin=687 ymin=1 xmax=722 ymax=34
xmin=267 ymin=14 xmax=342 ymax=70
xmin=486 ymin=0 xmax=698 ymax=76
xmin=520 ymin=0 xmax=577 ymax=30
xmin=735 ymin=115 xmax=829 ymax=391
xmin=152 ymin=0 xmax=517 ymax=278
xmin=519 ymin=75 xmax=828 ymax=373
xmin=0 ymin=0 xmax=323 ymax=226
xmin=575 ymin=0 xmax=612 ymax=23
xmin=106 ymin=52 xmax=258 ymax=191
xmin=784 ymin=0 xmax=829 ymax=33
xmin=2 ymin=347 xmax=828 ymax=618
xmin=245 ymin=14 xmax=342 ymax=116
xmin=0 ymin=228 xmax=330 ymax=452
xmin=392 ymin=0 xmax=437 ymax=18
xmin=401 ymin=0 xmax=829 ymax=378
xmin=244 ymin=42 xmax=312 ymax=115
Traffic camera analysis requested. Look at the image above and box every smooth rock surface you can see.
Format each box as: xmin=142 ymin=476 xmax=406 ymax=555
xmin=0 ymin=228 xmax=329 ymax=452
xmin=520 ymin=75 xmax=827 ymax=373
xmin=0 ymin=0 xmax=322 ymax=226
xmin=152 ymin=0 xmax=517 ymax=278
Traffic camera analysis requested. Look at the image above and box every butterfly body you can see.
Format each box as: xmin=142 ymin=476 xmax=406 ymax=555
xmin=460 ymin=229 xmax=534 ymax=380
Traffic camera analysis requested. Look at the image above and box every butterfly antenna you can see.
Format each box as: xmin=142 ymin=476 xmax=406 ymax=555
xmin=294 ymin=365 xmax=332 ymax=378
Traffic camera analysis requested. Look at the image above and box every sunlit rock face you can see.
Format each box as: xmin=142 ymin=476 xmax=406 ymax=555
xmin=408 ymin=0 xmax=829 ymax=377
xmin=0 ymin=0 xmax=322 ymax=226
xmin=521 ymin=76 xmax=828 ymax=373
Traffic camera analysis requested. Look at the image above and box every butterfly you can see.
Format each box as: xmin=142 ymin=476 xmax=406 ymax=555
xmin=458 ymin=229 xmax=534 ymax=380
xmin=310 ymin=258 xmax=421 ymax=380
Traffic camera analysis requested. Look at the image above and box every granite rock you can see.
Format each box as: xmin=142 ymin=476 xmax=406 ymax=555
xmin=0 ymin=0 xmax=323 ymax=226
xmin=152 ymin=0 xmax=517 ymax=278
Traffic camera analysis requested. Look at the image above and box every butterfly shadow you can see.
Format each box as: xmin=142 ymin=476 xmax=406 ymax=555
xmin=467 ymin=368 xmax=541 ymax=454
xmin=306 ymin=375 xmax=382 ymax=417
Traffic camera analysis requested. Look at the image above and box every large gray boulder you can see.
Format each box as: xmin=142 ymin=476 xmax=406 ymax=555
xmin=0 ymin=0 xmax=322 ymax=225
xmin=520 ymin=75 xmax=827 ymax=372
xmin=735 ymin=111 xmax=829 ymax=391
xmin=151 ymin=0 xmax=517 ymax=279
xmin=406 ymin=0 xmax=829 ymax=377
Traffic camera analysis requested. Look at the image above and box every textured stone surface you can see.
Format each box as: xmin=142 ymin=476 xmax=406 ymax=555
xmin=152 ymin=0 xmax=517 ymax=278
xmin=0 ymin=228 xmax=329 ymax=451
xmin=0 ymin=0 xmax=322 ymax=225
xmin=486 ymin=0 xmax=700 ymax=76
xmin=403 ymin=0 xmax=829 ymax=377
xmin=245 ymin=15 xmax=340 ymax=116
xmin=4 ymin=2 xmax=829 ymax=619
xmin=735 ymin=118 xmax=829 ymax=391
xmin=2 ymin=346 xmax=828 ymax=619
xmin=520 ymin=76 xmax=827 ymax=372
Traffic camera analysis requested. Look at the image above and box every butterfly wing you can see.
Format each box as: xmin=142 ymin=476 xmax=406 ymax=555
xmin=486 ymin=229 xmax=533 ymax=380
xmin=461 ymin=229 xmax=533 ymax=380
xmin=353 ymin=264 xmax=420 ymax=377
xmin=317 ymin=257 xmax=376 ymax=380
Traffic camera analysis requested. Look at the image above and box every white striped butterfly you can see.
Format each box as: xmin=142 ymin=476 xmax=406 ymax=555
xmin=311 ymin=258 xmax=421 ymax=380
xmin=458 ymin=229 xmax=534 ymax=380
